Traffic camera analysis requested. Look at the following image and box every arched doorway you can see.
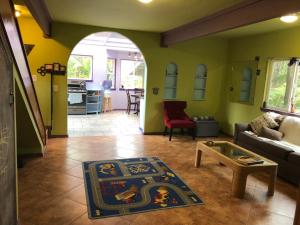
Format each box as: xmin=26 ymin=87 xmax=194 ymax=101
xmin=66 ymin=32 xmax=147 ymax=137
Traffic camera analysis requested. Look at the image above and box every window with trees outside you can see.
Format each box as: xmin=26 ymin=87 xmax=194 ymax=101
xmin=120 ymin=60 xmax=145 ymax=89
xmin=106 ymin=58 xmax=116 ymax=89
xmin=265 ymin=59 xmax=300 ymax=112
xmin=67 ymin=55 xmax=93 ymax=80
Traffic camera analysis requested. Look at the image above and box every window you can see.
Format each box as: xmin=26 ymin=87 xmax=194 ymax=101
xmin=266 ymin=59 xmax=300 ymax=112
xmin=106 ymin=58 xmax=116 ymax=89
xmin=120 ymin=60 xmax=145 ymax=89
xmin=67 ymin=55 xmax=93 ymax=80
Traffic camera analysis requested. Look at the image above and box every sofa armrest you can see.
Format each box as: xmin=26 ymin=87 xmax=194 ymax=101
xmin=234 ymin=123 xmax=249 ymax=143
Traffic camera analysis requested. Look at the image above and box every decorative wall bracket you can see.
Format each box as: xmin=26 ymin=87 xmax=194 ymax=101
xmin=152 ymin=87 xmax=159 ymax=95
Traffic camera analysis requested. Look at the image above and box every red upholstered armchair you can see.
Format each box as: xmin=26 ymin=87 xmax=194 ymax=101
xmin=163 ymin=101 xmax=196 ymax=141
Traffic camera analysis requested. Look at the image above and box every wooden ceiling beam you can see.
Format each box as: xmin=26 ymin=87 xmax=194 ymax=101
xmin=161 ymin=0 xmax=300 ymax=47
xmin=24 ymin=0 xmax=52 ymax=37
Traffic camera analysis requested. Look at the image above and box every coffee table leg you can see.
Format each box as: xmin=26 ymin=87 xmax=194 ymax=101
xmin=195 ymin=149 xmax=202 ymax=168
xmin=267 ymin=167 xmax=277 ymax=196
xmin=232 ymin=171 xmax=248 ymax=198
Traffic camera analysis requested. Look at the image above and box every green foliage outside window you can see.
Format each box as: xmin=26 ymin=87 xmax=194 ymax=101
xmin=120 ymin=60 xmax=145 ymax=89
xmin=67 ymin=55 xmax=93 ymax=80
xmin=267 ymin=60 xmax=289 ymax=108
xmin=266 ymin=59 xmax=300 ymax=112
xmin=106 ymin=58 xmax=116 ymax=88
xmin=295 ymin=66 xmax=300 ymax=108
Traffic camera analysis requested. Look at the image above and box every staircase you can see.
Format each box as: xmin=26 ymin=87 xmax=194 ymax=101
xmin=0 ymin=0 xmax=46 ymax=147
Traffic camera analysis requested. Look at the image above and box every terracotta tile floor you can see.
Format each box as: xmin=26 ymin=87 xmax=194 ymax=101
xmin=18 ymin=135 xmax=297 ymax=225
xmin=68 ymin=111 xmax=141 ymax=137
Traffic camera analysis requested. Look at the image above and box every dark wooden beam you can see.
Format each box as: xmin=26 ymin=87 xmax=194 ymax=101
xmin=161 ymin=0 xmax=300 ymax=47
xmin=24 ymin=0 xmax=52 ymax=37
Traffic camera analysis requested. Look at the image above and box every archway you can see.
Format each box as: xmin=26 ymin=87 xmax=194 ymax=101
xmin=66 ymin=32 xmax=147 ymax=137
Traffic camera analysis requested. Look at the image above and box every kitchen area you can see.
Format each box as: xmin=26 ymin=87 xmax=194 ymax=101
xmin=67 ymin=32 xmax=146 ymax=137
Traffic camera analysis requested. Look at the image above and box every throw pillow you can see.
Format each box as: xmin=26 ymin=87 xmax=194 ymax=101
xmin=250 ymin=115 xmax=269 ymax=134
xmin=265 ymin=112 xmax=285 ymax=128
xmin=263 ymin=113 xmax=279 ymax=128
xmin=260 ymin=126 xmax=283 ymax=141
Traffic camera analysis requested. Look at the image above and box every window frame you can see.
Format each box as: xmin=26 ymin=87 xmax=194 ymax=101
xmin=120 ymin=59 xmax=145 ymax=90
xmin=106 ymin=58 xmax=117 ymax=90
xmin=265 ymin=58 xmax=300 ymax=112
xmin=67 ymin=54 xmax=93 ymax=81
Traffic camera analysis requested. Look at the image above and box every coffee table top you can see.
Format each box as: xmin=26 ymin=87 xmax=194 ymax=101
xmin=197 ymin=141 xmax=277 ymax=167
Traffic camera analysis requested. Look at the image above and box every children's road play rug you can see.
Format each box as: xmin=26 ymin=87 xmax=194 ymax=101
xmin=82 ymin=157 xmax=203 ymax=219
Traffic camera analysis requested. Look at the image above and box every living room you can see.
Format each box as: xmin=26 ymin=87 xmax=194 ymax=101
xmin=1 ymin=0 xmax=300 ymax=225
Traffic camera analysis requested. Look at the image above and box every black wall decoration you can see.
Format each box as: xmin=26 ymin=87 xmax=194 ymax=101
xmin=36 ymin=63 xmax=67 ymax=132
xmin=37 ymin=62 xmax=66 ymax=76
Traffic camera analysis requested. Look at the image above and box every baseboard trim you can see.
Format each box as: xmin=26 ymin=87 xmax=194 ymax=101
xmin=143 ymin=132 xmax=164 ymax=135
xmin=49 ymin=134 xmax=69 ymax=138
xmin=18 ymin=152 xmax=43 ymax=158
xmin=219 ymin=130 xmax=233 ymax=138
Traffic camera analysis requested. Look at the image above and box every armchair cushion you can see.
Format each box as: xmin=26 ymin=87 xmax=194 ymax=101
xmin=165 ymin=119 xmax=196 ymax=129
xmin=163 ymin=101 xmax=195 ymax=128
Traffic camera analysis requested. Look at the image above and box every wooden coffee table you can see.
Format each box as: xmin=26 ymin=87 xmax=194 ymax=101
xmin=195 ymin=141 xmax=278 ymax=198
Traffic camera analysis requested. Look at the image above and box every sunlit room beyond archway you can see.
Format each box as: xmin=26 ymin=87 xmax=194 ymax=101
xmin=66 ymin=32 xmax=147 ymax=137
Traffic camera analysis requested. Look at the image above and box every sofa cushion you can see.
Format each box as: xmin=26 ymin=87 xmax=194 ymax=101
xmin=260 ymin=126 xmax=283 ymax=141
xmin=288 ymin=152 xmax=300 ymax=166
xmin=279 ymin=116 xmax=300 ymax=146
xmin=239 ymin=132 xmax=293 ymax=160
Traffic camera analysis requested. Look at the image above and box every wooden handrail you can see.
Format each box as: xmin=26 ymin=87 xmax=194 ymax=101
xmin=0 ymin=0 xmax=46 ymax=145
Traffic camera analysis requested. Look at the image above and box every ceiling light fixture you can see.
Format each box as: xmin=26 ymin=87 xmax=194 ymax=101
xmin=15 ymin=10 xmax=21 ymax=17
xmin=138 ymin=0 xmax=153 ymax=4
xmin=280 ymin=14 xmax=298 ymax=23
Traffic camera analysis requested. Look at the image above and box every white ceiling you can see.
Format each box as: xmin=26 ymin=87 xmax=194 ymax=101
xmin=78 ymin=32 xmax=140 ymax=52
xmin=15 ymin=1 xmax=300 ymax=40
xmin=215 ymin=14 xmax=300 ymax=38
xmin=43 ymin=0 xmax=242 ymax=32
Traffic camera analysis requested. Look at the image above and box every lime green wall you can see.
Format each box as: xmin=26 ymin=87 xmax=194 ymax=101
xmin=15 ymin=78 xmax=42 ymax=155
xmin=221 ymin=26 xmax=300 ymax=135
xmin=18 ymin=18 xmax=56 ymax=127
xmin=18 ymin=18 xmax=229 ymax=135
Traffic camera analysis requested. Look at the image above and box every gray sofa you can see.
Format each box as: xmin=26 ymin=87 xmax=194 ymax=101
xmin=234 ymin=120 xmax=300 ymax=185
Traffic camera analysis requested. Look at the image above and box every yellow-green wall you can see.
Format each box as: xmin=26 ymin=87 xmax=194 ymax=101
xmin=18 ymin=17 xmax=229 ymax=135
xmin=15 ymin=81 xmax=42 ymax=155
xmin=221 ymin=26 xmax=300 ymax=134
xmin=20 ymin=16 xmax=300 ymax=136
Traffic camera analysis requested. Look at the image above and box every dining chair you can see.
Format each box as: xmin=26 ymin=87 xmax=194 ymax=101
xmin=126 ymin=90 xmax=139 ymax=115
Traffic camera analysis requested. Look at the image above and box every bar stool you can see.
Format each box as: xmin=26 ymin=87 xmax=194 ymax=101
xmin=102 ymin=96 xmax=112 ymax=112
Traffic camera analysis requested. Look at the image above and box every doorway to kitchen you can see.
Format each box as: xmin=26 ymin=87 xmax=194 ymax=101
xmin=67 ymin=32 xmax=147 ymax=137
